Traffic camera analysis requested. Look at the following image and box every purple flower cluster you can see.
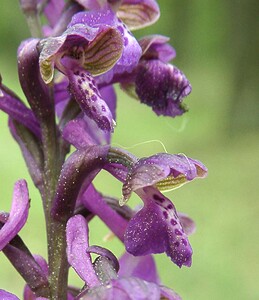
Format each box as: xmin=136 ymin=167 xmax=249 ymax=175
xmin=0 ymin=0 xmax=207 ymax=299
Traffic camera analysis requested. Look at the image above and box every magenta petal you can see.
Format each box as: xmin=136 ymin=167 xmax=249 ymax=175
xmin=135 ymin=60 xmax=191 ymax=117
xmin=51 ymin=145 xmax=109 ymax=221
xmin=118 ymin=252 xmax=160 ymax=284
xmin=123 ymin=152 xmax=207 ymax=200
xmin=70 ymin=8 xmax=142 ymax=83
xmin=178 ymin=212 xmax=196 ymax=236
xmin=111 ymin=277 xmax=160 ymax=300
xmin=0 ymin=180 xmax=29 ymax=251
xmin=139 ymin=34 xmax=176 ymax=63
xmin=0 ymin=83 xmax=40 ymax=137
xmin=124 ymin=187 xmax=192 ymax=268
xmin=62 ymin=118 xmax=97 ymax=148
xmin=78 ymin=277 xmax=161 ymax=300
xmin=66 ymin=215 xmax=99 ymax=287
xmin=117 ymin=0 xmax=160 ymax=30
xmin=43 ymin=0 xmax=65 ymax=27
xmin=67 ymin=67 xmax=115 ymax=131
xmin=0 ymin=290 xmax=19 ymax=300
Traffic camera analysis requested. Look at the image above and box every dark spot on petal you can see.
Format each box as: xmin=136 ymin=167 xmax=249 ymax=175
xmin=124 ymin=37 xmax=129 ymax=46
xmin=153 ymin=194 xmax=165 ymax=203
xmin=174 ymin=241 xmax=180 ymax=247
xmin=175 ymin=229 xmax=182 ymax=236
xmin=92 ymin=106 xmax=96 ymax=112
xmin=84 ymin=89 xmax=89 ymax=95
xmin=163 ymin=211 xmax=168 ymax=219
xmin=91 ymin=94 xmax=97 ymax=101
xmin=75 ymin=70 xmax=80 ymax=75
xmin=170 ymin=219 xmax=177 ymax=226
xmin=77 ymin=79 xmax=82 ymax=84
xmin=167 ymin=204 xmax=173 ymax=210
xmin=117 ymin=25 xmax=124 ymax=34
xmin=181 ymin=239 xmax=187 ymax=246
xmin=101 ymin=105 xmax=106 ymax=112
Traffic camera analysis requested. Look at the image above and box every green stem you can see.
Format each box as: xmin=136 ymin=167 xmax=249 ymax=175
xmin=41 ymin=109 xmax=68 ymax=300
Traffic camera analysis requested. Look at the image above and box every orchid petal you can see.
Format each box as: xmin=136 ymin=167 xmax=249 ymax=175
xmin=0 ymin=78 xmax=41 ymax=137
xmin=70 ymin=8 xmax=142 ymax=83
xmin=39 ymin=23 xmax=123 ymax=84
xmin=0 ymin=180 xmax=29 ymax=251
xmin=0 ymin=290 xmax=19 ymax=300
xmin=67 ymin=67 xmax=115 ymax=131
xmin=117 ymin=0 xmax=160 ymax=30
xmin=139 ymin=34 xmax=176 ymax=62
xmin=125 ymin=187 xmax=192 ymax=268
xmin=66 ymin=215 xmax=99 ymax=287
xmin=135 ymin=60 xmax=192 ymax=117
xmin=51 ymin=145 xmax=109 ymax=221
xmin=123 ymin=153 xmax=207 ymax=201
xmin=119 ymin=252 xmax=159 ymax=284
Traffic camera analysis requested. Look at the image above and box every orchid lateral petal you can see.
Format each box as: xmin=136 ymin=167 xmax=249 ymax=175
xmin=117 ymin=0 xmax=160 ymax=30
xmin=70 ymin=8 xmax=142 ymax=83
xmin=139 ymin=34 xmax=176 ymax=63
xmin=66 ymin=215 xmax=99 ymax=287
xmin=122 ymin=153 xmax=207 ymax=201
xmin=125 ymin=187 xmax=193 ymax=268
xmin=0 ymin=180 xmax=29 ymax=251
xmin=39 ymin=23 xmax=123 ymax=84
xmin=178 ymin=213 xmax=196 ymax=236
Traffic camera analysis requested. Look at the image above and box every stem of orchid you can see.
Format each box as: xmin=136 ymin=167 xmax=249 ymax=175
xmin=25 ymin=12 xmax=43 ymax=38
xmin=19 ymin=0 xmax=43 ymax=38
xmin=41 ymin=99 xmax=68 ymax=299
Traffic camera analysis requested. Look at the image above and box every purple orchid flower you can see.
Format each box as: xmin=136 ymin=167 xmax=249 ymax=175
xmin=74 ymin=0 xmax=160 ymax=30
xmin=68 ymin=7 xmax=142 ymax=83
xmin=113 ymin=35 xmax=192 ymax=117
xmin=105 ymin=149 xmax=207 ymax=267
xmin=38 ymin=11 xmax=124 ymax=131
xmin=66 ymin=214 xmax=181 ymax=299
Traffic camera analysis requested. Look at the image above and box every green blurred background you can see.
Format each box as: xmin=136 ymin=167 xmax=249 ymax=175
xmin=0 ymin=1 xmax=258 ymax=299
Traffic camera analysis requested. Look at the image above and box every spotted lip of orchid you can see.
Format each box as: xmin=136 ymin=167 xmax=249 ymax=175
xmin=118 ymin=154 xmax=207 ymax=268
xmin=122 ymin=153 xmax=208 ymax=202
